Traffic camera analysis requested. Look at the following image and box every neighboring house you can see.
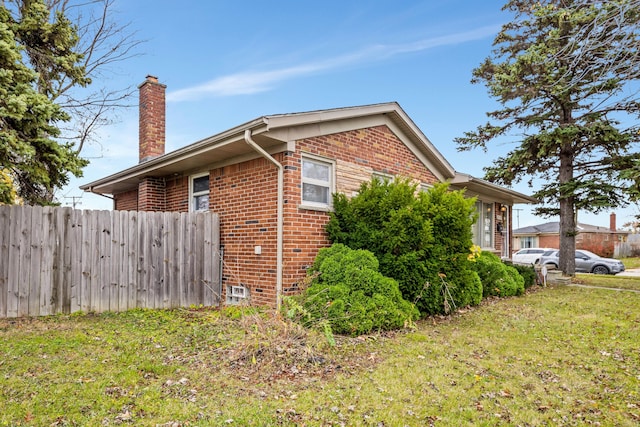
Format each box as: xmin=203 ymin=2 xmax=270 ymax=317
xmin=512 ymin=213 xmax=628 ymax=257
xmin=81 ymin=76 xmax=537 ymax=308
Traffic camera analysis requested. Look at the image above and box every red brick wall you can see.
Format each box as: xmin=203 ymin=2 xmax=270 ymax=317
xmin=115 ymin=124 xmax=442 ymax=307
xmin=210 ymin=158 xmax=280 ymax=306
xmin=138 ymin=177 xmax=166 ymax=211
xmin=165 ymin=176 xmax=189 ymax=211
xmin=539 ymin=235 xmax=559 ymax=249
xmin=493 ymin=202 xmax=505 ymax=256
xmin=114 ymin=189 xmax=138 ymax=211
xmin=139 ymin=76 xmax=166 ymax=163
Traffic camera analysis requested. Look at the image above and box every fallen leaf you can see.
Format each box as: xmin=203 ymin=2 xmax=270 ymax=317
xmin=500 ymin=389 xmax=513 ymax=398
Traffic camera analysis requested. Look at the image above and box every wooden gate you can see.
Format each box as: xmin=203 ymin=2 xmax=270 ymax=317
xmin=0 ymin=205 xmax=221 ymax=318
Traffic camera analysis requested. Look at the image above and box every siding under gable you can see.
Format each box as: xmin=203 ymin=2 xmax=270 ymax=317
xmin=301 ymin=125 xmax=439 ymax=188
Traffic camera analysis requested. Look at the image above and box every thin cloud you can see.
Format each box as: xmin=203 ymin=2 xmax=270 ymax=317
xmin=166 ymin=25 xmax=500 ymax=102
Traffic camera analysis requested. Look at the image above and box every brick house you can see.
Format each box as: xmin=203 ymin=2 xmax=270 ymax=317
xmin=81 ymin=76 xmax=537 ymax=308
xmin=513 ymin=213 xmax=628 ymax=258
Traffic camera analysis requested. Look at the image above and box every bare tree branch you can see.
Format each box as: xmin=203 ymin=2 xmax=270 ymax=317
xmin=6 ymin=0 xmax=144 ymax=155
xmin=548 ymin=0 xmax=640 ymax=94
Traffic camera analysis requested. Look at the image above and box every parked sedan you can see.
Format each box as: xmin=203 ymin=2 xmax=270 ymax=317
xmin=538 ymin=249 xmax=625 ymax=275
xmin=511 ymin=248 xmax=556 ymax=265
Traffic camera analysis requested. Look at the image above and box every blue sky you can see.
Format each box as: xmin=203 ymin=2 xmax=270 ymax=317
xmin=60 ymin=0 xmax=636 ymax=229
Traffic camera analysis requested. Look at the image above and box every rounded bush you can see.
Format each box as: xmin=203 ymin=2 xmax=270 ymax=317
xmin=506 ymin=261 xmax=537 ymax=288
xmin=471 ymin=251 xmax=525 ymax=297
xmin=301 ymin=244 xmax=419 ymax=336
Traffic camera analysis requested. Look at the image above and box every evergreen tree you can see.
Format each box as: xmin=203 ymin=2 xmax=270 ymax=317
xmin=0 ymin=2 xmax=87 ymax=205
xmin=456 ymin=0 xmax=640 ymax=275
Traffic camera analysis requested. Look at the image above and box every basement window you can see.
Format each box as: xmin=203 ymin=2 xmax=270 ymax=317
xmin=226 ymin=285 xmax=249 ymax=305
xmin=301 ymin=155 xmax=334 ymax=210
xmin=190 ymin=173 xmax=210 ymax=212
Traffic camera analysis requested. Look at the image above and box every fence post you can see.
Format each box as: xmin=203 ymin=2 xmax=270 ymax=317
xmin=0 ymin=206 xmax=10 ymax=318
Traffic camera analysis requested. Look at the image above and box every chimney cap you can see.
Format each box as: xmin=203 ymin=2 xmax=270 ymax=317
xmin=138 ymin=75 xmax=166 ymax=89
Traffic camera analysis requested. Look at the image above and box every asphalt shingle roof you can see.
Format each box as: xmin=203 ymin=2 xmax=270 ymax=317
xmin=513 ymin=221 xmax=622 ymax=235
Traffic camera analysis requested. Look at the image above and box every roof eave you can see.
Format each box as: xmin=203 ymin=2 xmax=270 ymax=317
xmin=450 ymin=172 xmax=538 ymax=204
xmin=80 ymin=117 xmax=269 ymax=194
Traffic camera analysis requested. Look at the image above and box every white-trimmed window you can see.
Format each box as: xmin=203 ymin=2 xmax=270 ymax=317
xmin=301 ymin=155 xmax=334 ymax=209
xmin=472 ymin=201 xmax=494 ymax=249
xmin=372 ymin=172 xmax=393 ymax=183
xmin=419 ymin=183 xmax=433 ymax=193
xmin=190 ymin=173 xmax=210 ymax=212
xmin=521 ymin=236 xmax=535 ymax=248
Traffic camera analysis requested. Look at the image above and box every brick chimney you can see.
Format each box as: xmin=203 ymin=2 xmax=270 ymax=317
xmin=139 ymin=75 xmax=166 ymax=163
xmin=610 ymin=212 xmax=617 ymax=231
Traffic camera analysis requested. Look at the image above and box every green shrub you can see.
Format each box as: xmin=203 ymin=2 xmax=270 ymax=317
xmin=471 ymin=251 xmax=525 ymax=297
xmin=298 ymin=244 xmax=419 ymax=336
xmin=442 ymin=267 xmax=483 ymax=309
xmin=326 ymin=178 xmax=480 ymax=316
xmin=411 ymin=268 xmax=483 ymax=315
xmin=507 ymin=262 xmax=537 ymax=288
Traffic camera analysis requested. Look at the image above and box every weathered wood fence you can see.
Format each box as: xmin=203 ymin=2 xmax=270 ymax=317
xmin=615 ymin=233 xmax=640 ymax=258
xmin=0 ymin=205 xmax=221 ymax=318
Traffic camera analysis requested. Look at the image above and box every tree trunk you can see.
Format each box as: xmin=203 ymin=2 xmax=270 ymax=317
xmin=558 ymin=143 xmax=576 ymax=275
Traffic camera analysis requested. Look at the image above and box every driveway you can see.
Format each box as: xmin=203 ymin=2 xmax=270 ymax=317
xmin=617 ymin=268 xmax=640 ymax=277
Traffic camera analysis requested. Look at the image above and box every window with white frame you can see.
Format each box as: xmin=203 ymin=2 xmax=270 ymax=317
xmin=419 ymin=183 xmax=432 ymax=193
xmin=372 ymin=172 xmax=393 ymax=183
xmin=472 ymin=201 xmax=494 ymax=249
xmin=190 ymin=173 xmax=210 ymax=212
xmin=521 ymin=236 xmax=535 ymax=248
xmin=301 ymin=155 xmax=334 ymax=209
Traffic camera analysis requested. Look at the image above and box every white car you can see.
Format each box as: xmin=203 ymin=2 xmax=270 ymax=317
xmin=511 ymin=248 xmax=556 ymax=265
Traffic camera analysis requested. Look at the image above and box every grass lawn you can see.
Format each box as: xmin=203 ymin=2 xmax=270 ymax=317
xmin=621 ymin=257 xmax=640 ymax=269
xmin=1 ymin=282 xmax=639 ymax=426
xmin=574 ymin=273 xmax=640 ymax=291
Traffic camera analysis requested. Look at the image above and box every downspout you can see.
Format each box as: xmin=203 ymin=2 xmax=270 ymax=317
xmin=244 ymin=129 xmax=284 ymax=310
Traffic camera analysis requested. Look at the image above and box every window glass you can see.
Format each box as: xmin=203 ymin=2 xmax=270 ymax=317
xmin=195 ymin=194 xmax=209 ymax=211
xmin=193 ymin=175 xmax=209 ymax=193
xmin=483 ymin=203 xmax=493 ymax=248
xmin=522 ymin=236 xmax=534 ymax=248
xmin=303 ymin=183 xmax=329 ymax=204
xmin=191 ymin=174 xmax=209 ymax=212
xmin=472 ymin=201 xmax=481 ymax=245
xmin=301 ymin=157 xmax=332 ymax=207
xmin=303 ymin=160 xmax=329 ymax=181
xmin=372 ymin=172 xmax=393 ymax=183
xmin=472 ymin=201 xmax=495 ymax=249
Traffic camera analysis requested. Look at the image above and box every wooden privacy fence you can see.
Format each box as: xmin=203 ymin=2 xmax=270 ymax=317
xmin=615 ymin=234 xmax=640 ymax=258
xmin=0 ymin=205 xmax=221 ymax=318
